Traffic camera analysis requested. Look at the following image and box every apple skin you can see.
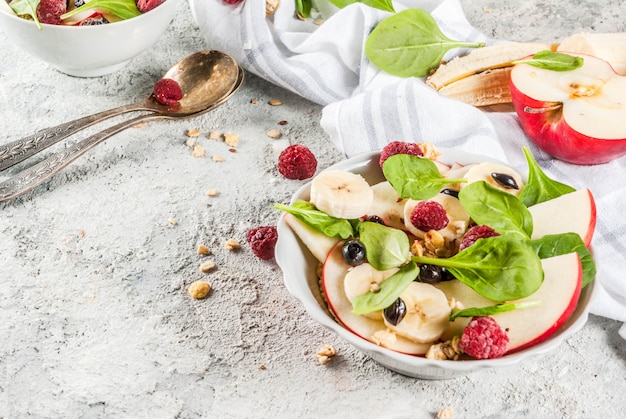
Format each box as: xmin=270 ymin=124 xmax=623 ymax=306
xmin=509 ymin=69 xmax=626 ymax=165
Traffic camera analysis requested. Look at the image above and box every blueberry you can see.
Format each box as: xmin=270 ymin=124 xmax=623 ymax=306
xmin=80 ymin=17 xmax=109 ymax=25
xmin=364 ymin=215 xmax=385 ymax=225
xmin=383 ymin=298 xmax=406 ymax=326
xmin=342 ymin=239 xmax=366 ymax=266
xmin=417 ymin=264 xmax=445 ymax=284
xmin=74 ymin=0 xmax=85 ymax=6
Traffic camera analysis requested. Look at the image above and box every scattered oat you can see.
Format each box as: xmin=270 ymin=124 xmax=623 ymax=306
xmin=208 ymin=130 xmax=222 ymax=140
xmin=186 ymin=129 xmax=201 ymax=137
xmin=259 ymin=364 xmax=267 ymax=370
xmin=316 ymin=344 xmax=337 ymax=365
xmin=437 ymin=407 xmax=455 ymax=419
xmin=186 ymin=137 xmax=196 ymax=147
xmin=224 ymin=238 xmax=240 ymax=251
xmin=313 ymin=18 xmax=324 ymax=25
xmin=188 ymin=280 xmax=211 ymax=299
xmin=168 ymin=217 xmax=177 ymax=226
xmin=266 ymin=129 xmax=281 ymax=139
xmin=205 ymin=188 xmax=220 ymax=197
xmin=212 ymin=155 xmax=225 ymax=162
xmin=200 ymin=260 xmax=216 ymax=273
xmin=250 ymin=98 xmax=259 ymax=104
xmin=278 ymin=120 xmax=288 ymax=125
xmin=224 ymin=133 xmax=239 ymax=147
xmin=197 ymin=245 xmax=211 ymax=255
xmin=79 ymin=230 xmax=86 ymax=238
xmin=268 ymin=99 xmax=283 ymax=106
xmin=482 ymin=7 xmax=492 ymax=13
xmin=192 ymin=145 xmax=205 ymax=158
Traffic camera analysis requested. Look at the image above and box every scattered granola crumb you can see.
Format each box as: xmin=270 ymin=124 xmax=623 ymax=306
xmin=229 ymin=148 xmax=237 ymax=153
xmin=212 ymin=155 xmax=225 ymax=162
xmin=316 ymin=345 xmax=336 ymax=365
xmin=192 ymin=145 xmax=205 ymax=158
xmin=278 ymin=120 xmax=288 ymax=125
xmin=259 ymin=364 xmax=266 ymax=370
xmin=224 ymin=133 xmax=239 ymax=147
xmin=265 ymin=0 xmax=278 ymax=15
xmin=168 ymin=217 xmax=177 ymax=226
xmin=483 ymin=7 xmax=492 ymax=13
xmin=224 ymin=238 xmax=240 ymax=251
xmin=268 ymin=99 xmax=283 ymax=106
xmin=250 ymin=98 xmax=259 ymax=104
xmin=133 ymin=121 xmax=148 ymax=129
xmin=205 ymin=188 xmax=220 ymax=197
xmin=197 ymin=245 xmax=211 ymax=255
xmin=437 ymin=407 xmax=454 ymax=419
xmin=186 ymin=129 xmax=201 ymax=137
xmin=266 ymin=129 xmax=281 ymax=139
xmin=188 ymin=280 xmax=211 ymax=299
xmin=208 ymin=131 xmax=222 ymax=140
xmin=200 ymin=260 xmax=216 ymax=273
xmin=186 ymin=137 xmax=196 ymax=147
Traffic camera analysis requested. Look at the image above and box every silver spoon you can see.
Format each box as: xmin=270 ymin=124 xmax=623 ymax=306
xmin=0 ymin=50 xmax=243 ymax=204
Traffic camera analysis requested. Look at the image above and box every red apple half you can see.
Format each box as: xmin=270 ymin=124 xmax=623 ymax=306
xmin=510 ymin=53 xmax=626 ymax=165
xmin=437 ymin=252 xmax=582 ymax=352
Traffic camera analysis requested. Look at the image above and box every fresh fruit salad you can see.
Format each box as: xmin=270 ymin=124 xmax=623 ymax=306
xmin=5 ymin=0 xmax=165 ymax=27
xmin=276 ymin=143 xmax=596 ymax=360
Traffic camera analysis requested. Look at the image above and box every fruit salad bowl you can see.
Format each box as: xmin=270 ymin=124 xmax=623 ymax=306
xmin=0 ymin=0 xmax=179 ymax=77
xmin=275 ymin=149 xmax=597 ymax=380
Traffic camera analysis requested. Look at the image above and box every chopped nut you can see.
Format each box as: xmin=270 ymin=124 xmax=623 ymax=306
xmin=229 ymin=148 xmax=237 ymax=153
xmin=250 ymin=98 xmax=259 ymax=104
xmin=437 ymin=407 xmax=455 ymax=419
xmin=188 ymin=280 xmax=211 ymax=299
xmin=316 ymin=344 xmax=336 ymax=364
xmin=200 ymin=260 xmax=216 ymax=273
xmin=224 ymin=133 xmax=239 ymax=147
xmin=259 ymin=364 xmax=266 ymax=370
xmin=410 ymin=240 xmax=425 ymax=257
xmin=205 ymin=188 xmax=220 ymax=197
xmin=168 ymin=217 xmax=177 ymax=226
xmin=212 ymin=155 xmax=225 ymax=162
xmin=197 ymin=245 xmax=211 ymax=255
xmin=186 ymin=129 xmax=202 ymax=137
xmin=185 ymin=137 xmax=196 ymax=147
xmin=268 ymin=99 xmax=283 ymax=106
xmin=266 ymin=129 xmax=281 ymax=139
xmin=208 ymin=130 xmax=222 ymax=140
xmin=426 ymin=336 xmax=463 ymax=361
xmin=224 ymin=238 xmax=240 ymax=251
xmin=192 ymin=145 xmax=205 ymax=158
xmin=265 ymin=0 xmax=279 ymax=15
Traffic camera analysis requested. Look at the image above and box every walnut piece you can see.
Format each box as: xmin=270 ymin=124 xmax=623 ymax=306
xmin=224 ymin=239 xmax=240 ymax=251
xmin=316 ymin=344 xmax=336 ymax=364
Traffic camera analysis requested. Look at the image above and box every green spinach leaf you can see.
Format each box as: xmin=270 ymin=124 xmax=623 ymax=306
xmin=274 ymin=201 xmax=355 ymax=239
xmin=61 ymin=0 xmax=141 ymax=21
xmin=359 ymin=221 xmax=410 ymax=270
xmin=10 ymin=0 xmax=42 ymax=29
xmin=329 ymin=0 xmax=394 ymax=12
xmin=365 ymin=8 xmax=484 ymax=77
xmin=449 ymin=301 xmax=540 ymax=321
xmin=518 ymin=146 xmax=576 ymax=207
xmin=412 ymin=236 xmax=544 ymax=302
xmin=512 ymin=50 xmax=584 ymax=72
xmin=351 ymin=261 xmax=418 ymax=315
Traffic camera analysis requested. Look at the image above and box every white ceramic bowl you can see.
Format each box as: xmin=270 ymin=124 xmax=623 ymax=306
xmin=0 ymin=0 xmax=179 ymax=77
xmin=275 ymin=149 xmax=597 ymax=380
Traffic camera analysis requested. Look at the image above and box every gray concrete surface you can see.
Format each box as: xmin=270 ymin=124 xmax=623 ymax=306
xmin=0 ymin=0 xmax=624 ymax=417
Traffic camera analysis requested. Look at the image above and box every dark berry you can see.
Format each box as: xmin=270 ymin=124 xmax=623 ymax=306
xmin=383 ymin=298 xmax=406 ymax=326
xmin=417 ymin=264 xmax=444 ymax=284
xmin=277 ymin=144 xmax=317 ymax=180
xmin=410 ymin=200 xmax=448 ymax=231
xmin=135 ymin=0 xmax=165 ymax=13
xmin=73 ymin=0 xmax=85 ymax=7
xmin=342 ymin=239 xmax=366 ymax=266
xmin=79 ymin=14 xmax=110 ymax=25
xmin=459 ymin=225 xmax=500 ymax=251
xmin=153 ymin=78 xmax=183 ymax=106
xmin=364 ymin=215 xmax=385 ymax=225
xmin=460 ymin=316 xmax=509 ymax=359
xmin=379 ymin=141 xmax=424 ymax=167
xmin=246 ymin=226 xmax=278 ymax=260
xmin=37 ymin=0 xmax=66 ymax=25
xmin=491 ymin=172 xmax=520 ymax=190
xmin=440 ymin=188 xmax=459 ymax=199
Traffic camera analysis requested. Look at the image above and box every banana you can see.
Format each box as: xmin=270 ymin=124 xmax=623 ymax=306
xmin=344 ymin=263 xmax=399 ymax=320
xmin=403 ymin=192 xmax=470 ymax=242
xmin=462 ymin=162 xmax=525 ymax=196
xmin=310 ymin=170 xmax=374 ymax=219
xmin=437 ymin=67 xmax=513 ymax=107
xmin=558 ymin=33 xmax=626 ymax=75
xmin=382 ymin=282 xmax=451 ymax=344
xmin=426 ymin=42 xmax=557 ymax=91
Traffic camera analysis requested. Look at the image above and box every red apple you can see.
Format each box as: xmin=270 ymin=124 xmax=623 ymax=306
xmin=510 ymin=53 xmax=626 ymax=165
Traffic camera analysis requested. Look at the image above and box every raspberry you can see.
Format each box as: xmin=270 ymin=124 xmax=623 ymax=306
xmin=410 ymin=200 xmax=448 ymax=231
xmin=379 ymin=141 xmax=424 ymax=167
xmin=222 ymin=0 xmax=243 ymax=4
xmin=460 ymin=316 xmax=509 ymax=359
xmin=277 ymin=144 xmax=317 ymax=180
xmin=246 ymin=226 xmax=278 ymax=260
xmin=135 ymin=0 xmax=165 ymax=13
xmin=459 ymin=225 xmax=500 ymax=251
xmin=36 ymin=0 xmax=66 ymax=25
xmin=153 ymin=78 xmax=183 ymax=106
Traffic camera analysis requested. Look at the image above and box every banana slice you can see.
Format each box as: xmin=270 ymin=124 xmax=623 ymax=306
xmin=344 ymin=263 xmax=399 ymax=320
xmin=403 ymin=193 xmax=470 ymax=242
xmin=462 ymin=162 xmax=525 ymax=196
xmin=382 ymin=282 xmax=451 ymax=344
xmin=310 ymin=170 xmax=374 ymax=219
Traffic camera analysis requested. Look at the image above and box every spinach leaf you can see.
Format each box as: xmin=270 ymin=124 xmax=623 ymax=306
xmin=61 ymin=0 xmax=141 ymax=21
xmin=365 ymin=8 xmax=484 ymax=78
xmin=412 ymin=236 xmax=544 ymax=302
xmin=274 ymin=201 xmax=355 ymax=239
xmin=382 ymin=154 xmax=466 ymax=200
xmin=351 ymin=261 xmax=418 ymax=315
xmin=329 ymin=0 xmax=394 ymax=12
xmin=529 ymin=233 xmax=596 ymax=287
xmin=10 ymin=0 xmax=42 ymax=29
xmin=359 ymin=221 xmax=410 ymax=270
xmin=449 ymin=301 xmax=541 ymax=321
xmin=512 ymin=50 xmax=584 ymax=72
xmin=518 ymin=146 xmax=576 ymax=207
xmin=459 ymin=181 xmax=533 ymax=241
xmin=295 ymin=0 xmax=312 ymax=18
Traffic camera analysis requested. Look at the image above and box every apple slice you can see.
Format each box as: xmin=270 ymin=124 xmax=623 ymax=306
xmin=528 ymin=188 xmax=596 ymax=247
xmin=321 ymin=242 xmax=431 ymax=355
xmin=437 ymin=252 xmax=582 ymax=352
xmin=510 ymin=53 xmax=626 ymax=165
xmin=282 ymin=213 xmax=340 ymax=263
xmin=367 ymin=181 xmax=408 ymax=231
